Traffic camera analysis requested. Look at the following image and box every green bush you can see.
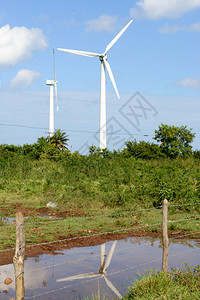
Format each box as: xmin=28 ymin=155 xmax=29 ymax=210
xmin=193 ymin=150 xmax=200 ymax=159
xmin=123 ymin=140 xmax=166 ymax=159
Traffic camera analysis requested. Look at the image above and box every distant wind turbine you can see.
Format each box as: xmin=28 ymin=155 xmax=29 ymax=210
xmin=58 ymin=20 xmax=133 ymax=149
xmin=46 ymin=48 xmax=59 ymax=138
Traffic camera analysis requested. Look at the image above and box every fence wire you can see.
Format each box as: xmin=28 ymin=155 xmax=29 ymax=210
xmin=1 ymin=202 xmax=199 ymax=228
xmin=23 ymin=217 xmax=200 ymax=250
xmin=170 ymin=231 xmax=200 ymax=240
xmin=1 ymin=216 xmax=199 ymax=254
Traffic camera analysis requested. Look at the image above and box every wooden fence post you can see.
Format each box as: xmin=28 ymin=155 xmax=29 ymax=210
xmin=13 ymin=211 xmax=25 ymax=300
xmin=162 ymin=199 xmax=169 ymax=272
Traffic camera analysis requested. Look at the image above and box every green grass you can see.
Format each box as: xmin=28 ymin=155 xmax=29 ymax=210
xmin=124 ymin=264 xmax=200 ymax=300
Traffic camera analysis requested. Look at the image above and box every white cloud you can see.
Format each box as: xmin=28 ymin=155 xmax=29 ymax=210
xmin=130 ymin=0 xmax=200 ymax=19
xmin=176 ymin=77 xmax=200 ymax=89
xmin=160 ymin=22 xmax=200 ymax=33
xmin=62 ymin=18 xmax=75 ymax=28
xmin=85 ymin=15 xmax=118 ymax=33
xmin=0 ymin=24 xmax=48 ymax=67
xmin=159 ymin=24 xmax=180 ymax=33
xmin=10 ymin=69 xmax=41 ymax=87
xmin=38 ymin=15 xmax=50 ymax=22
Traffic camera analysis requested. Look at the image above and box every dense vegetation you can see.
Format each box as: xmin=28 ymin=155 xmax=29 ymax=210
xmin=1 ymin=142 xmax=200 ymax=211
xmin=0 ymin=125 xmax=199 ymax=249
xmin=0 ymin=125 xmax=200 ymax=211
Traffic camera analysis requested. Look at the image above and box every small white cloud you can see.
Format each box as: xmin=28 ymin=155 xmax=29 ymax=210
xmin=38 ymin=15 xmax=50 ymax=22
xmin=130 ymin=0 xmax=200 ymax=20
xmin=10 ymin=69 xmax=41 ymax=88
xmin=188 ymin=23 xmax=200 ymax=31
xmin=0 ymin=24 xmax=48 ymax=67
xmin=176 ymin=77 xmax=200 ymax=89
xmin=62 ymin=18 xmax=75 ymax=28
xmin=159 ymin=24 xmax=180 ymax=33
xmin=85 ymin=15 xmax=118 ymax=33
xmin=160 ymin=22 xmax=200 ymax=33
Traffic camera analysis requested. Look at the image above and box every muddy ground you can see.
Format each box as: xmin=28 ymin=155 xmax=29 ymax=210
xmin=1 ymin=229 xmax=199 ymax=266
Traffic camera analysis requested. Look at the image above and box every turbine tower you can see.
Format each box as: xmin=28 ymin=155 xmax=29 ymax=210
xmin=58 ymin=20 xmax=133 ymax=149
xmin=46 ymin=48 xmax=58 ymax=138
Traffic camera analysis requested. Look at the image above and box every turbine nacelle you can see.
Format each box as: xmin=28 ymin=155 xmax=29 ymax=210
xmin=46 ymin=80 xmax=58 ymax=86
xmin=99 ymin=54 xmax=107 ymax=62
xmin=46 ymin=80 xmax=54 ymax=86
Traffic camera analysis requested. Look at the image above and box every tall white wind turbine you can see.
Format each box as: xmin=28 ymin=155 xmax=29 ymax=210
xmin=46 ymin=48 xmax=59 ymax=138
xmin=58 ymin=20 xmax=133 ymax=149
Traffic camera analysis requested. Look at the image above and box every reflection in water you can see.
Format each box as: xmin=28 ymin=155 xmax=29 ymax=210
xmin=0 ymin=237 xmax=199 ymax=299
xmin=57 ymin=241 xmax=122 ymax=298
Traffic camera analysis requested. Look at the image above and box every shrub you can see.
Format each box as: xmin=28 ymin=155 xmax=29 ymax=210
xmin=123 ymin=140 xmax=165 ymax=159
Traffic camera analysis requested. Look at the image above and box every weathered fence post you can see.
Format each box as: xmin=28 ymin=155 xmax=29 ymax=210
xmin=13 ymin=211 xmax=25 ymax=300
xmin=162 ymin=199 xmax=169 ymax=272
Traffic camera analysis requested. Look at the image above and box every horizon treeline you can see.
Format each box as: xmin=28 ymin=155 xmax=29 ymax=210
xmin=1 ymin=124 xmax=200 ymax=160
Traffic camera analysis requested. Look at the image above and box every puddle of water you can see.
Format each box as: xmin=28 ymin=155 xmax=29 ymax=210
xmin=0 ymin=236 xmax=199 ymax=299
xmin=2 ymin=215 xmax=62 ymax=225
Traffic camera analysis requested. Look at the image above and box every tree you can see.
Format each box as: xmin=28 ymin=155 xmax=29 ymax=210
xmin=154 ymin=124 xmax=195 ymax=158
xmin=49 ymin=129 xmax=69 ymax=151
xmin=123 ymin=139 xmax=165 ymax=159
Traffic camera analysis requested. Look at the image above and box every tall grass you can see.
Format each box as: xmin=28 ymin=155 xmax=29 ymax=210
xmin=124 ymin=264 xmax=200 ymax=300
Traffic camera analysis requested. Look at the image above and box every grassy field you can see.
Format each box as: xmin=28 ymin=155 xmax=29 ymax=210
xmin=0 ymin=153 xmax=200 ymax=249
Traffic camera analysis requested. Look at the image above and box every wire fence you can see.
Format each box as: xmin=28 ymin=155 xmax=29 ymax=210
xmin=0 ymin=215 xmax=199 ymax=254
xmin=1 ymin=201 xmax=200 ymax=228
xmin=170 ymin=231 xmax=200 ymax=240
xmin=0 ymin=202 xmax=199 ymax=256
xmin=0 ymin=201 xmax=200 ymax=299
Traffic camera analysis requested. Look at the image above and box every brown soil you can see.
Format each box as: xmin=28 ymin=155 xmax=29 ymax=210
xmin=10 ymin=203 xmax=88 ymax=218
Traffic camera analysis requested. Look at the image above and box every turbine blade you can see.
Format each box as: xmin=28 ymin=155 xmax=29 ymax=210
xmin=104 ymin=60 xmax=120 ymax=99
xmin=57 ymin=48 xmax=100 ymax=57
xmin=54 ymin=82 xmax=59 ymax=111
xmin=104 ymin=276 xmax=123 ymax=298
xmin=53 ymin=48 xmax=56 ymax=82
xmin=57 ymin=272 xmax=100 ymax=282
xmin=103 ymin=241 xmax=117 ymax=272
xmin=104 ymin=20 xmax=133 ymax=55
xmin=53 ymin=49 xmax=59 ymax=111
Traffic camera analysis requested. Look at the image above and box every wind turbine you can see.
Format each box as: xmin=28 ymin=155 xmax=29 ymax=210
xmin=46 ymin=48 xmax=59 ymax=138
xmin=57 ymin=241 xmax=122 ymax=298
xmin=58 ymin=20 xmax=133 ymax=149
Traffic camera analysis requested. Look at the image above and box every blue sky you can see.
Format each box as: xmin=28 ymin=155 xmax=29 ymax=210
xmin=0 ymin=0 xmax=200 ymax=153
